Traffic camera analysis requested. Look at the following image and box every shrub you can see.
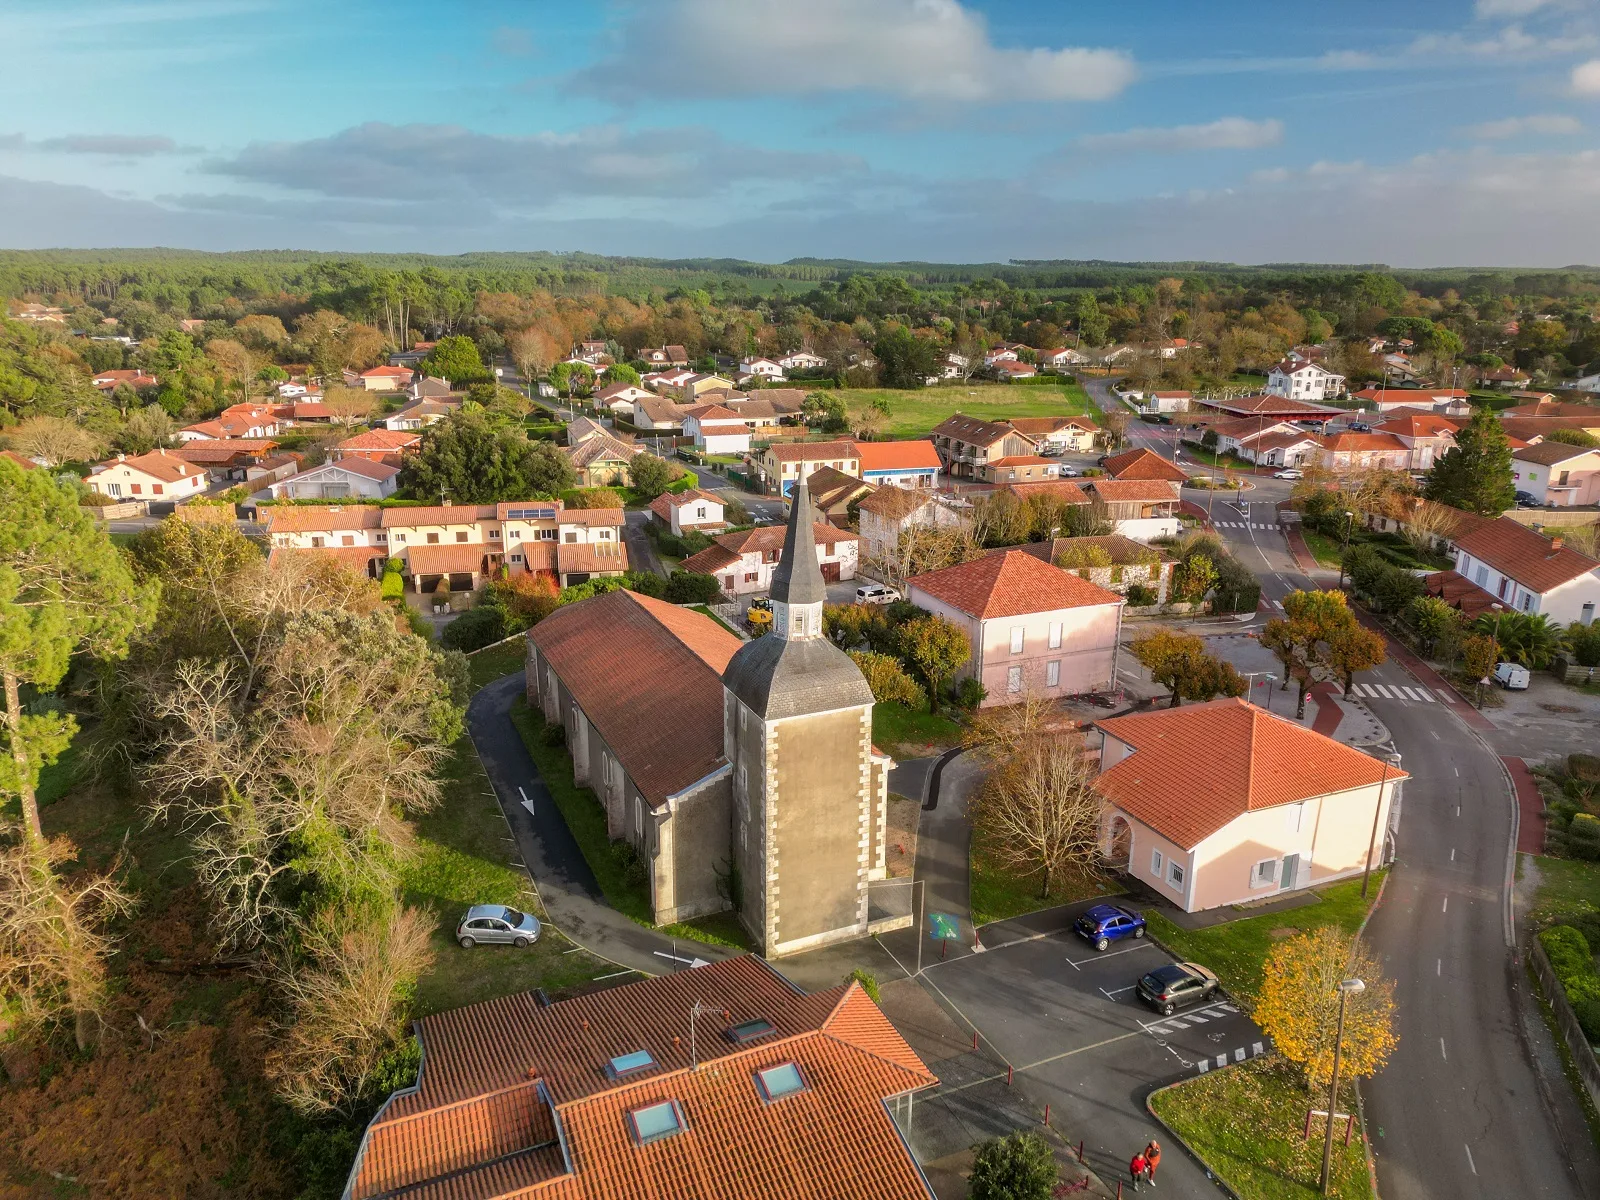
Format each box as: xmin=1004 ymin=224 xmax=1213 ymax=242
xmin=847 ymin=968 xmax=881 ymax=1004
xmin=1568 ymin=813 xmax=1600 ymax=861
xmin=1210 ymin=555 xmax=1260 ymax=613
xmin=1539 ymin=925 xmax=1600 ymax=1007
xmin=1571 ymin=754 xmax=1600 ymax=784
xmin=1125 ymin=582 xmax=1158 ymax=607
xmin=541 ymin=721 xmax=566 ymax=747
xmin=440 ymin=603 xmax=508 ymax=651
xmin=954 ymin=676 xmax=987 ymax=710
xmin=968 ymin=1132 xmax=1057 ymax=1200
xmin=663 ymin=571 xmax=722 ymax=604
xmin=614 ymin=842 xmax=649 ymax=890
xmin=847 ymin=650 xmax=927 ymax=708
xmin=624 ymin=570 xmax=667 ymax=598
xmin=561 ymin=486 xmax=625 ymax=510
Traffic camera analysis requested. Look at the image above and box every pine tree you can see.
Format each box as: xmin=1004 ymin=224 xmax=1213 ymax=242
xmin=1424 ymin=406 xmax=1514 ymax=515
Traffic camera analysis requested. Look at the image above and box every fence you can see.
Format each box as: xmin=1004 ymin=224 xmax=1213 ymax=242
xmin=85 ymin=500 xmax=148 ymax=520
xmin=1529 ymin=936 xmax=1600 ymax=1112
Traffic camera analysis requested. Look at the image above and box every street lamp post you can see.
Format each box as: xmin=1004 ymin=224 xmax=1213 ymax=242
xmin=1320 ymin=978 xmax=1366 ymax=1195
xmin=1240 ymin=670 xmax=1276 ymax=708
xmin=1362 ymin=751 xmax=1401 ymax=899
xmin=1336 ymin=510 xmax=1356 ymax=589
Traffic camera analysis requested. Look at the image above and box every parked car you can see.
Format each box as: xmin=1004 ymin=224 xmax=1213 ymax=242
xmin=1273 ymin=469 xmax=1303 ymax=480
xmin=1514 ymin=490 xmax=1539 ymax=508
xmin=1073 ymin=903 xmax=1147 ymax=951
xmin=456 ymin=905 xmax=541 ymax=948
xmin=1494 ymin=661 xmax=1531 ymax=690
xmin=856 ymin=583 xmax=901 ymax=605
xmin=1137 ymin=962 xmax=1220 ymax=1016
xmin=1059 ymin=466 xmax=1081 ymax=477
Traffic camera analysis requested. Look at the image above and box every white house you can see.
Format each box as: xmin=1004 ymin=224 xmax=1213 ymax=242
xmin=776 ymin=350 xmax=827 ymax=371
xmin=1095 ymin=700 xmax=1406 ymax=913
xmin=682 ymin=404 xmax=753 ymax=454
xmin=267 ymin=458 xmax=398 ymax=500
xmin=1037 ymin=347 xmax=1088 ymax=369
xmin=594 ymin=382 xmax=653 ymax=415
xmin=739 ymin=357 xmax=787 ymax=381
xmin=1573 ymin=372 xmax=1600 ymax=394
xmin=1512 ymin=443 xmax=1600 ymax=507
xmin=87 ymin=450 xmax=209 ymax=502
xmin=1452 ymin=517 xmax=1600 ymax=625
xmin=1266 ymin=358 xmax=1346 ymax=401
xmin=855 ymin=439 xmax=941 ymax=489
xmin=681 ymin=523 xmax=858 ymax=594
xmin=384 ymin=399 xmax=458 ymax=430
xmin=648 ymin=488 xmax=727 ymax=536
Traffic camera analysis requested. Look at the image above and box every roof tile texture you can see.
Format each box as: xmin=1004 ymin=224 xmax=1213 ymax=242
xmin=910 ymin=549 xmax=1122 ymax=619
xmin=1454 ymin=516 xmax=1600 ymax=594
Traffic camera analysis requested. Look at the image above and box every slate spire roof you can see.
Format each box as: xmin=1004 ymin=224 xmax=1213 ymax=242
xmin=769 ymin=471 xmax=827 ymax=608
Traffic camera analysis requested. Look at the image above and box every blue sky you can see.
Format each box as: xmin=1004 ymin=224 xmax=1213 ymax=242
xmin=4 ymin=0 xmax=1600 ymax=264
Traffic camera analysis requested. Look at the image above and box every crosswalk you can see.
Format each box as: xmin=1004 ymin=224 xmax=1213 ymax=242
xmin=1143 ymin=1001 xmax=1241 ymax=1037
xmin=1347 ymin=682 xmax=1456 ymax=704
xmin=1215 ymin=521 xmax=1279 ymax=530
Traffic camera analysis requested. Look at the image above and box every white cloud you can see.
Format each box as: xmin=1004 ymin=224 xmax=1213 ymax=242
xmin=1462 ymin=113 xmax=1584 ymax=137
xmin=1409 ymin=22 xmax=1592 ymax=58
xmin=0 ymin=132 xmax=180 ymax=156
xmin=1075 ymin=118 xmax=1283 ymax=155
xmin=1576 ymin=58 xmax=1600 ymax=92
xmin=578 ymin=0 xmax=1135 ymax=103
xmin=1475 ymin=0 xmax=1577 ymax=15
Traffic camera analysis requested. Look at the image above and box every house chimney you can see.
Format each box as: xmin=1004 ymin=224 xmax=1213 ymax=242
xmin=1551 ymin=537 xmax=1564 ymax=551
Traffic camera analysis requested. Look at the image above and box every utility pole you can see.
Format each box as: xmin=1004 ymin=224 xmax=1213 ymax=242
xmin=1321 ymin=979 xmax=1366 ymax=1194
xmin=1362 ymin=751 xmax=1401 ymax=898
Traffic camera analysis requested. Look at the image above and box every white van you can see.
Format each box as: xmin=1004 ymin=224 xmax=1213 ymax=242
xmin=1494 ymin=662 xmax=1531 ymax=690
xmin=856 ymin=584 xmax=901 ymax=605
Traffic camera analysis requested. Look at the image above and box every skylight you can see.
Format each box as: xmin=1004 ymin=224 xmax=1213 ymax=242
xmin=754 ymin=1062 xmax=806 ymax=1102
xmin=726 ymin=1018 xmax=776 ymax=1044
xmin=606 ymin=1049 xmax=657 ymax=1080
xmin=628 ymin=1100 xmax=686 ymax=1145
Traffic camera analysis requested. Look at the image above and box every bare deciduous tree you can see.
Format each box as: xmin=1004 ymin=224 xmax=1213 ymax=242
xmin=321 ymin=385 xmax=378 ymax=428
xmin=265 ymin=903 xmax=435 ymax=1115
xmin=7 ymin=415 xmax=104 ymax=467
xmin=971 ymin=735 xmax=1107 ymax=898
xmin=0 ymin=833 xmax=133 ymax=1050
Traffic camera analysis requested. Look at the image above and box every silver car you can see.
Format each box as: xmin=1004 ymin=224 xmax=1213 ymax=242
xmin=456 ymin=905 xmax=542 ymax=949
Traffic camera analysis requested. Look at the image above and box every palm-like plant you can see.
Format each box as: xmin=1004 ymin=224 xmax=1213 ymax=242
xmin=1473 ymin=611 xmax=1564 ymax=669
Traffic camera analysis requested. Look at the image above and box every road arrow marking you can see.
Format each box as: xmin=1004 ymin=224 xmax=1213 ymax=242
xmin=654 ymin=951 xmax=711 ymax=968
xmin=518 ymin=786 xmax=535 ymax=816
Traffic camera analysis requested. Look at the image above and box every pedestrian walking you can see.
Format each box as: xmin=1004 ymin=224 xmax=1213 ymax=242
xmin=1143 ymin=1141 xmax=1161 ymax=1188
xmin=1129 ymin=1150 xmax=1148 ymax=1192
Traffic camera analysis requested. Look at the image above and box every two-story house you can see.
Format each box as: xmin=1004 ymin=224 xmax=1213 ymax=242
xmin=855 ymin=439 xmax=941 ymax=489
xmin=754 ymin=440 xmax=861 ymax=496
xmin=682 ymin=404 xmax=753 ymax=454
xmin=1266 ymin=358 xmax=1346 ymax=401
xmin=1450 ymin=517 xmax=1600 ymax=624
xmin=87 ymin=450 xmax=209 ymax=503
xmin=929 ymin=414 xmax=1038 ymax=480
xmin=681 ymin=523 xmax=859 ymax=595
xmin=1512 ymin=443 xmax=1600 ymax=507
xmin=907 ymin=550 xmax=1123 ymax=706
xmin=1084 ymin=479 xmax=1181 ymax=541
xmin=649 ymin=488 xmax=727 ymax=536
xmin=1314 ymin=432 xmax=1412 ymax=473
xmin=1373 ymin=412 xmax=1460 ymax=471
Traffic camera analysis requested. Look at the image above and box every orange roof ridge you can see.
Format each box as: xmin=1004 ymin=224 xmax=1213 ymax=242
xmin=820 ymin=983 xmax=936 ymax=1083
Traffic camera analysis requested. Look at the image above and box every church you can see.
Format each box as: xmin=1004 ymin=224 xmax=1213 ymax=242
xmin=525 ymin=475 xmax=894 ymax=956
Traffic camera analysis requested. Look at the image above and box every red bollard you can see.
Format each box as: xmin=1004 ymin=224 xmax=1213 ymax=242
xmin=1043 ymin=1103 xmax=1051 ymax=1127
xmin=1116 ymin=1182 xmax=1122 ymax=1200
xmin=941 ymin=939 xmax=948 ymax=961
xmin=1007 ymin=1064 xmax=1014 ymax=1085
xmin=972 ymin=1030 xmax=979 ymax=1051
xmin=1345 ymin=1116 xmax=1354 ymax=1147
xmin=1077 ymin=1141 xmax=1085 ymax=1164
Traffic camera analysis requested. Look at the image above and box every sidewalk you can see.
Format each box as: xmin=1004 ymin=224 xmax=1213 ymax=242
xmin=1501 ymin=755 xmax=1548 ymax=854
xmin=1350 ymin=609 xmax=1497 ymax=734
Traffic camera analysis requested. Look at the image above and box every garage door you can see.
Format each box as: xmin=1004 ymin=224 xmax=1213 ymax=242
xmin=821 ymin=560 xmax=841 ymax=583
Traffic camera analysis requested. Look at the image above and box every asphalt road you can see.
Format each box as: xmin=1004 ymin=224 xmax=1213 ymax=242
xmin=1202 ymin=505 xmax=1591 ymax=1199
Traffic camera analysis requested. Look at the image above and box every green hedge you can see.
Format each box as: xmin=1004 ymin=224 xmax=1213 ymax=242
xmin=1540 ymin=925 xmax=1600 ymax=1041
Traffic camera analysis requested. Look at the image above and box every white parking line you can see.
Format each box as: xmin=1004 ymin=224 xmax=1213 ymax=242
xmin=1064 ymin=941 xmax=1161 ymax=969
xmin=1099 ymin=984 xmax=1139 ymax=999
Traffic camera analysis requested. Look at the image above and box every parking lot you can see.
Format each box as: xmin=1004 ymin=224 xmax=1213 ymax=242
xmin=902 ymin=903 xmax=1268 ymax=1194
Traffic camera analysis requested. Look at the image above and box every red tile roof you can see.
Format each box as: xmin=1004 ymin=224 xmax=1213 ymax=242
xmin=1351 ymin=387 xmax=1469 ymax=402
xmin=854 ymin=440 xmax=941 ymax=472
xmin=1101 ymin=447 xmax=1189 ymax=484
xmin=996 ymin=480 xmax=1090 ymax=503
xmin=529 ymin=589 xmax=739 ymax=804
xmin=909 ymin=549 xmax=1121 ymax=619
xmin=351 ymin=957 xmax=935 ymax=1200
xmin=929 ymin=414 xmax=1027 ymax=448
xmin=556 ymin=541 xmax=629 ymax=575
xmin=1086 ymin=479 xmax=1180 ymax=503
xmin=1422 ymin=569 xmax=1509 ymax=619
xmin=97 ymin=449 xmax=207 ymax=483
xmin=264 ymin=505 xmax=384 ymax=533
xmin=857 ymin=487 xmax=933 ymax=520
xmin=1095 ymin=699 xmax=1408 ymax=849
xmin=0 ymin=449 xmax=38 ymax=470
xmin=1004 ymin=415 xmax=1098 ymax=435
xmin=765 ymin=440 xmax=860 ymax=463
xmin=383 ymin=504 xmax=499 ymax=527
xmin=1453 ymin=516 xmax=1600 ymax=594
xmin=1374 ymin=414 xmax=1461 ymax=438
xmin=987 ymin=455 xmax=1055 ymax=468
xmin=408 ymin=542 xmax=494 ymax=575
xmin=340 ymin=428 xmax=422 ymax=453
xmin=1317 ymin=432 xmax=1409 ymax=452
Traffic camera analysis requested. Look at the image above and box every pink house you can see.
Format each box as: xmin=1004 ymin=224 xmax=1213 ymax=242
xmin=906 ymin=550 xmax=1123 ymax=706
xmin=1094 ymin=700 xmax=1407 ymax=913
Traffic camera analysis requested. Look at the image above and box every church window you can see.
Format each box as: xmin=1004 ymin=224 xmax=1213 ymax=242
xmin=792 ymin=613 xmax=804 ymax=633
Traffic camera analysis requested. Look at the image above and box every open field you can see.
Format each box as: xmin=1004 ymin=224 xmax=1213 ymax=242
xmin=813 ymin=379 xmax=1099 ymax=437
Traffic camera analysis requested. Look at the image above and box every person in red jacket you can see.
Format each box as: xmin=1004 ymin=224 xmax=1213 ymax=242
xmin=1130 ymin=1150 xmax=1148 ymax=1192
xmin=1143 ymin=1141 xmax=1162 ymax=1187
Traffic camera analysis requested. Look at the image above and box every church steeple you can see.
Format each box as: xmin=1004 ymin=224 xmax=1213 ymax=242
xmin=769 ymin=470 xmax=826 ymax=640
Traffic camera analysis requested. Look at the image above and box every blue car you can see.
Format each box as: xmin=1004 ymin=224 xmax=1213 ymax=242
xmin=1074 ymin=904 xmax=1147 ymax=952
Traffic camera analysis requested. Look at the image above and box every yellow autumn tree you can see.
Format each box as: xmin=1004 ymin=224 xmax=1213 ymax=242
xmin=1255 ymin=927 xmax=1397 ymax=1089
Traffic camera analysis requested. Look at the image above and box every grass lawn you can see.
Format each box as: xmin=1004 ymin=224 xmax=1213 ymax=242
xmin=1140 ymin=872 xmax=1385 ymax=1003
xmin=1301 ymin=525 xmax=1453 ymax=573
xmin=508 ymin=696 xmax=653 ymax=924
xmin=872 ymin=701 xmax=962 ymax=758
xmin=465 ymin=639 xmax=526 ymax=690
xmin=1301 ymin=529 xmax=1345 ymax=569
xmin=971 ymin=841 xmax=1119 ymax=926
xmin=1528 ymin=855 xmax=1600 ymax=927
xmin=692 ymin=603 xmax=740 ymax=635
xmin=1183 ymin=443 xmax=1256 ymax=472
xmin=401 ymin=736 xmax=620 ymax=1017
xmin=811 ymin=381 xmax=1099 ymax=438
xmin=1150 ymin=1059 xmax=1372 ymax=1200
